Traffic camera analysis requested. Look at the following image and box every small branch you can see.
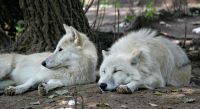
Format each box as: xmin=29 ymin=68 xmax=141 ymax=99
xmin=70 ymin=86 xmax=85 ymax=109
xmin=163 ymin=0 xmax=170 ymax=12
xmin=84 ymin=0 xmax=94 ymax=14
xmin=74 ymin=87 xmax=78 ymax=109
xmin=183 ymin=19 xmax=187 ymax=48
xmin=80 ymin=95 xmax=84 ymax=109
xmin=91 ymin=0 xmax=100 ymax=29
xmin=113 ymin=0 xmax=117 ymax=40
xmin=117 ymin=9 xmax=120 ymax=38
xmin=96 ymin=7 xmax=105 ymax=30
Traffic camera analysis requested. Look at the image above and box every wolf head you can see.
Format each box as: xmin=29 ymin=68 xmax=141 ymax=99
xmin=55 ymin=24 xmax=83 ymax=51
xmin=98 ymin=50 xmax=142 ymax=91
xmin=42 ymin=24 xmax=83 ymax=69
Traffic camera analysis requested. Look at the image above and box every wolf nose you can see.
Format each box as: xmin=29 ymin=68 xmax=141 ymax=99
xmin=99 ymin=83 xmax=107 ymax=90
xmin=41 ymin=61 xmax=46 ymax=67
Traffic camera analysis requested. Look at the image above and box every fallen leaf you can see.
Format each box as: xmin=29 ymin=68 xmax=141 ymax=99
xmin=30 ymin=101 xmax=40 ymax=105
xmin=55 ymin=90 xmax=69 ymax=95
xmin=60 ymin=100 xmax=68 ymax=105
xmin=96 ymin=103 xmax=110 ymax=107
xmin=148 ymin=103 xmax=158 ymax=107
xmin=86 ymin=102 xmax=97 ymax=108
xmin=68 ymin=99 xmax=79 ymax=106
xmin=48 ymin=94 xmax=57 ymax=99
xmin=160 ymin=21 xmax=166 ymax=25
xmin=183 ymin=97 xmax=195 ymax=103
xmin=46 ymin=99 xmax=55 ymax=103
xmin=121 ymin=105 xmax=127 ymax=108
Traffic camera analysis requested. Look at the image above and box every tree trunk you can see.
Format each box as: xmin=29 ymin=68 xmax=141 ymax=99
xmin=0 ymin=28 xmax=14 ymax=52
xmin=17 ymin=0 xmax=95 ymax=53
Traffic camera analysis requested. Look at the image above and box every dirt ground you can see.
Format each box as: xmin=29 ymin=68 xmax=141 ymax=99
xmin=1 ymin=76 xmax=200 ymax=109
xmin=1 ymin=4 xmax=200 ymax=109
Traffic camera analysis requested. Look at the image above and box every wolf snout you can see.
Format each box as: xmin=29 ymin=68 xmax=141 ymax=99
xmin=99 ymin=83 xmax=107 ymax=90
xmin=41 ymin=61 xmax=46 ymax=67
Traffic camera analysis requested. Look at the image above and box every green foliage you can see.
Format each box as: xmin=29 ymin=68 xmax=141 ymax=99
xmin=100 ymin=0 xmax=109 ymax=5
xmin=115 ymin=0 xmax=121 ymax=8
xmin=144 ymin=0 xmax=156 ymax=19
xmin=100 ymin=0 xmax=122 ymax=8
xmin=124 ymin=14 xmax=135 ymax=22
xmin=99 ymin=0 xmax=110 ymax=8
xmin=79 ymin=0 xmax=85 ymax=7
xmin=15 ymin=23 xmax=25 ymax=35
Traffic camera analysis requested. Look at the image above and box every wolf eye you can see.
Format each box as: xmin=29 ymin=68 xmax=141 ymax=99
xmin=131 ymin=61 xmax=137 ymax=66
xmin=113 ymin=69 xmax=122 ymax=74
xmin=58 ymin=47 xmax=63 ymax=52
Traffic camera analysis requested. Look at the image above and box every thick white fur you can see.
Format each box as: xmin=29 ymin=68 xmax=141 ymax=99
xmin=98 ymin=29 xmax=191 ymax=92
xmin=0 ymin=24 xmax=97 ymax=95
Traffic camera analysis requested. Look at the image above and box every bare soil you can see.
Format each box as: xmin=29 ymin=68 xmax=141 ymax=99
xmin=0 ymin=80 xmax=200 ymax=109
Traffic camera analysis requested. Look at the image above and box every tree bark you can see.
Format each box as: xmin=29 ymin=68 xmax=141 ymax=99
xmin=0 ymin=0 xmax=22 ymax=53
xmin=17 ymin=0 xmax=95 ymax=53
xmin=0 ymin=28 xmax=14 ymax=52
xmin=0 ymin=0 xmax=22 ymax=38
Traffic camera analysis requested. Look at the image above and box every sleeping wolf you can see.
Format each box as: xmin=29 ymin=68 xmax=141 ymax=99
xmin=98 ymin=29 xmax=191 ymax=94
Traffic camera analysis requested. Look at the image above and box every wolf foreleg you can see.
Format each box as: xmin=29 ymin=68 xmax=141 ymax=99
xmin=116 ymin=81 xmax=141 ymax=94
xmin=5 ymin=79 xmax=38 ymax=95
xmin=38 ymin=79 xmax=64 ymax=96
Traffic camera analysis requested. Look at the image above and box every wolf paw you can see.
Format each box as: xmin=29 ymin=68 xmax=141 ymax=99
xmin=4 ymin=86 xmax=16 ymax=96
xmin=116 ymin=85 xmax=132 ymax=94
xmin=38 ymin=83 xmax=47 ymax=96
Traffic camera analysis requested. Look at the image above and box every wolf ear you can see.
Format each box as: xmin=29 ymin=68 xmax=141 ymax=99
xmin=129 ymin=50 xmax=142 ymax=65
xmin=70 ymin=26 xmax=82 ymax=46
xmin=63 ymin=24 xmax=71 ymax=33
xmin=102 ymin=50 xmax=109 ymax=58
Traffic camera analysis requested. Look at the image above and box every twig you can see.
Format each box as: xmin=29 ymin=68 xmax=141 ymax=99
xmin=117 ymin=9 xmax=120 ymax=38
xmin=80 ymin=95 xmax=84 ymax=109
xmin=160 ymin=32 xmax=192 ymax=40
xmin=183 ymin=19 xmax=187 ymax=48
xmin=84 ymin=0 xmax=94 ymax=14
xmin=113 ymin=0 xmax=117 ymax=41
xmin=70 ymin=86 xmax=85 ymax=109
xmin=91 ymin=0 xmax=100 ymax=29
xmin=127 ymin=0 xmax=134 ymax=15
xmin=96 ymin=7 xmax=105 ymax=30
xmin=74 ymin=87 xmax=77 ymax=109
xmin=163 ymin=0 xmax=170 ymax=12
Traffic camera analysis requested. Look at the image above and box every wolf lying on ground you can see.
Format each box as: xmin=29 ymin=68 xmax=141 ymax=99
xmin=0 ymin=24 xmax=97 ymax=96
xmin=98 ymin=29 xmax=191 ymax=94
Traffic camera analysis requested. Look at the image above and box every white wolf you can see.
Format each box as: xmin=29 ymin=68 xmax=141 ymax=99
xmin=0 ymin=24 xmax=97 ymax=95
xmin=98 ymin=29 xmax=191 ymax=94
